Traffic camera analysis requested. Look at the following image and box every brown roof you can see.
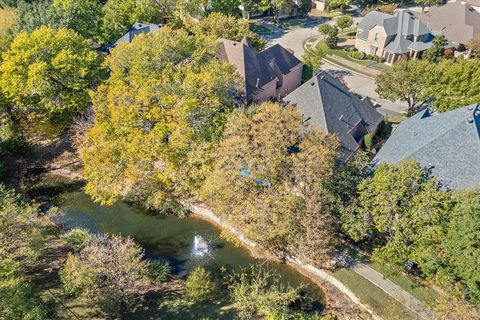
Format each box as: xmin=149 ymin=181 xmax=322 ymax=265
xmin=415 ymin=2 xmax=480 ymax=44
xmin=218 ymin=39 xmax=302 ymax=99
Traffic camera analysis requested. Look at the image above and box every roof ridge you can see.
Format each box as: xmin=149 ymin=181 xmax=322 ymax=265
xmin=401 ymin=107 xmax=477 ymax=158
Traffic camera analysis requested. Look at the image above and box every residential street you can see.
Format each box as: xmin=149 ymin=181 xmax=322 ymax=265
xmin=266 ymin=19 xmax=408 ymax=116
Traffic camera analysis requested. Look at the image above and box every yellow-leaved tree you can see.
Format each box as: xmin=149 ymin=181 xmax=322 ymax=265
xmin=201 ymin=102 xmax=340 ymax=265
xmin=80 ymin=27 xmax=241 ymax=210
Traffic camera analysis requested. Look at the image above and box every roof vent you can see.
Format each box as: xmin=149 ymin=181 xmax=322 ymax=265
xmin=310 ymin=82 xmax=315 ymax=86
xmin=256 ymin=78 xmax=260 ymax=88
xmin=468 ymin=105 xmax=474 ymax=110
xmin=475 ymin=110 xmax=480 ymax=117
xmin=467 ymin=117 xmax=474 ymax=123
xmin=339 ymin=114 xmax=344 ymax=121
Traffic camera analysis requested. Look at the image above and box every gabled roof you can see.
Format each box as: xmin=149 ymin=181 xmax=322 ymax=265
xmin=373 ymin=104 xmax=480 ymax=189
xmin=359 ymin=10 xmax=435 ymax=54
xmin=218 ymin=39 xmax=302 ymax=99
xmin=284 ymin=71 xmax=384 ymax=159
xmin=112 ymin=22 xmax=162 ymax=48
xmin=415 ymin=2 xmax=480 ymax=44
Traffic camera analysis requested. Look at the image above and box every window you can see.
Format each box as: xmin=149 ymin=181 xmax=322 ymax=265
xmin=370 ymin=46 xmax=378 ymax=55
xmin=374 ymin=33 xmax=379 ymax=41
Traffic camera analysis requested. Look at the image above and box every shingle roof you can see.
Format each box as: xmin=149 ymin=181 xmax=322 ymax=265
xmin=373 ymin=104 xmax=480 ymax=189
xmin=218 ymin=39 xmax=302 ymax=100
xmin=415 ymin=2 xmax=480 ymax=44
xmin=283 ymin=71 xmax=384 ymax=159
xmin=360 ymin=10 xmax=435 ymax=54
xmin=112 ymin=22 xmax=162 ymax=47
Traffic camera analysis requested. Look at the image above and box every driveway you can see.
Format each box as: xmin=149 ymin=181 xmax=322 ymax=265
xmin=264 ymin=19 xmax=407 ymax=116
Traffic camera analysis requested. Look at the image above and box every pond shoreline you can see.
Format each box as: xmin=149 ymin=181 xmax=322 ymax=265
xmin=183 ymin=200 xmax=379 ymax=320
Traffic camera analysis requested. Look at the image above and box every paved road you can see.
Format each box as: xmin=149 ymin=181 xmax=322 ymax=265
xmin=266 ymin=19 xmax=408 ymax=116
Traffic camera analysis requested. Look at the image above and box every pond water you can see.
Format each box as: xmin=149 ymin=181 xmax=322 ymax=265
xmin=54 ymin=191 xmax=325 ymax=304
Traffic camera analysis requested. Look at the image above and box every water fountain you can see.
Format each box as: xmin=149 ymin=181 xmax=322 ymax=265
xmin=192 ymin=235 xmax=210 ymax=257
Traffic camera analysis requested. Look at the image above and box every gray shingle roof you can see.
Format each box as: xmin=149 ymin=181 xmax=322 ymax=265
xmin=218 ymin=39 xmax=302 ymax=100
xmin=373 ymin=104 xmax=480 ymax=189
xmin=360 ymin=10 xmax=435 ymax=54
xmin=283 ymin=71 xmax=384 ymax=159
xmin=415 ymin=2 xmax=480 ymax=44
xmin=112 ymin=22 xmax=162 ymax=47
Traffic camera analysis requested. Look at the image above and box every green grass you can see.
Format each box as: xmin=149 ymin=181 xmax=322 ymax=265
xmin=368 ymin=262 xmax=440 ymax=306
xmin=318 ymin=11 xmax=343 ymax=18
xmin=333 ymin=268 xmax=418 ymax=320
xmin=249 ymin=23 xmax=273 ymax=35
xmin=387 ymin=114 xmax=408 ymax=123
xmin=314 ymin=41 xmax=392 ymax=75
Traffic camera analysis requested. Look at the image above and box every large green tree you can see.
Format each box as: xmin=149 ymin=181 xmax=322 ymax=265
xmin=102 ymin=0 xmax=163 ymax=42
xmin=190 ymin=12 xmax=266 ymax=51
xmin=80 ymin=27 xmax=240 ymax=208
xmin=376 ymin=59 xmax=433 ymax=115
xmin=201 ymin=103 xmax=340 ymax=265
xmin=0 ymin=26 xmax=104 ymax=133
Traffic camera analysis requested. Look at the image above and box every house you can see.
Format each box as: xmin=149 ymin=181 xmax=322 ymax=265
xmin=283 ymin=71 xmax=384 ymax=160
xmin=414 ymin=1 xmax=480 ymax=47
xmin=355 ymin=9 xmax=446 ymax=64
xmin=373 ymin=104 xmax=480 ymax=189
xmin=218 ymin=38 xmax=303 ymax=102
xmin=99 ymin=22 xmax=162 ymax=53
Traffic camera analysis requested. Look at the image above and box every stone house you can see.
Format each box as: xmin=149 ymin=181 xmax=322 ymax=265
xmin=355 ymin=9 xmax=444 ymax=64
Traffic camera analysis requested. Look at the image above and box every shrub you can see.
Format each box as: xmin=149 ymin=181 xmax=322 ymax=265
xmin=336 ymin=16 xmax=353 ymax=31
xmin=148 ymin=260 xmax=171 ymax=283
xmin=62 ymin=228 xmax=92 ymax=252
xmin=350 ymin=51 xmax=365 ymax=59
xmin=185 ymin=267 xmax=215 ymax=303
xmin=363 ymin=134 xmax=372 ymax=150
xmin=366 ymin=53 xmax=375 ymax=60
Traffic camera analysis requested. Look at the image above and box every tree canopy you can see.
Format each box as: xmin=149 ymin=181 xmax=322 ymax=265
xmin=80 ymin=27 xmax=240 ymax=207
xmin=201 ymin=102 xmax=340 ymax=265
xmin=0 ymin=26 xmax=104 ymax=133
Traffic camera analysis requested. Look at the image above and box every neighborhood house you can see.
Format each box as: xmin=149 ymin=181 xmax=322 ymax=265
xmin=374 ymin=103 xmax=480 ymax=189
xmin=414 ymin=0 xmax=480 ymax=47
xmin=355 ymin=9 xmax=443 ymax=64
xmin=218 ymin=38 xmax=303 ymax=102
xmin=284 ymin=71 xmax=384 ymax=160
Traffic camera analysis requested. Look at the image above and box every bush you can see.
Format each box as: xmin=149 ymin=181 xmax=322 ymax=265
xmin=366 ymin=53 xmax=375 ymax=60
xmin=148 ymin=260 xmax=171 ymax=283
xmin=336 ymin=16 xmax=353 ymax=31
xmin=363 ymin=134 xmax=372 ymax=150
xmin=185 ymin=267 xmax=215 ymax=303
xmin=349 ymin=51 xmax=365 ymax=59
xmin=62 ymin=228 xmax=92 ymax=252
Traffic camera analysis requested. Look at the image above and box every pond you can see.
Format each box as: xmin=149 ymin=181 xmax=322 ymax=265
xmin=54 ymin=191 xmax=325 ymax=317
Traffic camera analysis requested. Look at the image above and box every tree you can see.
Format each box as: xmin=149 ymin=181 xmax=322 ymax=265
xmin=190 ymin=12 xmax=266 ymax=51
xmin=227 ymin=264 xmax=303 ymax=319
xmin=52 ymin=0 xmax=104 ymax=41
xmin=80 ymin=27 xmax=240 ymax=208
xmin=423 ymin=35 xmax=448 ymax=63
xmin=0 ymin=185 xmax=54 ymax=319
xmin=336 ymin=16 xmax=353 ymax=32
xmin=467 ymin=34 xmax=480 ymax=58
xmin=185 ymin=267 xmax=216 ymax=303
xmin=318 ymin=24 xmax=338 ymax=49
xmin=428 ymin=59 xmax=480 ymax=112
xmin=12 ymin=0 xmax=57 ymax=34
xmin=0 ymin=27 xmax=104 ymax=133
xmin=210 ymin=0 xmax=242 ymax=16
xmin=415 ymin=0 xmax=436 ymax=13
xmin=102 ymin=0 xmax=163 ymax=43
xmin=270 ymin=0 xmax=292 ymax=21
xmin=375 ymin=59 xmax=433 ymax=115
xmin=327 ymin=0 xmax=350 ymax=11
xmin=442 ymin=190 xmax=480 ymax=305
xmin=60 ymin=234 xmax=150 ymax=317
xmin=302 ymin=42 xmax=325 ymax=79
xmin=201 ymin=102 xmax=340 ymax=265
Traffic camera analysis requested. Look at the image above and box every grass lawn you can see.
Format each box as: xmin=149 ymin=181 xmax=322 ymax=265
xmin=318 ymin=11 xmax=343 ymax=18
xmin=368 ymin=262 xmax=440 ymax=306
xmin=249 ymin=23 xmax=273 ymax=35
xmin=314 ymin=41 xmax=392 ymax=75
xmin=333 ymin=268 xmax=418 ymax=320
